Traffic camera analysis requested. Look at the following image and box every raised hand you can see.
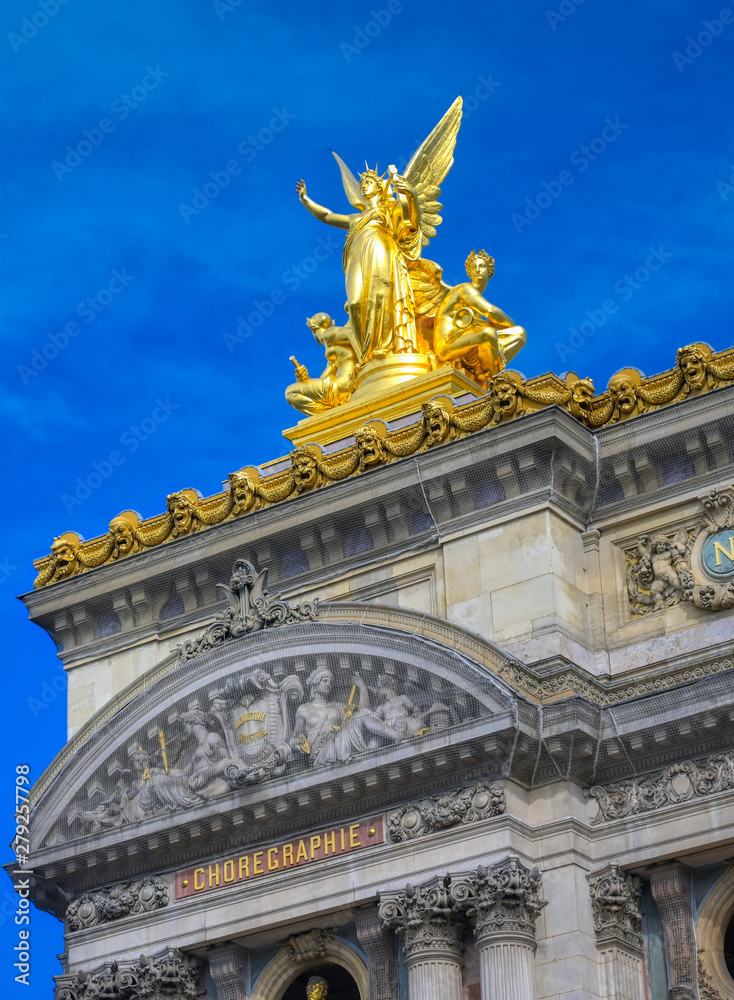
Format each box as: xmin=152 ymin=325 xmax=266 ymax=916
xmin=296 ymin=178 xmax=307 ymax=199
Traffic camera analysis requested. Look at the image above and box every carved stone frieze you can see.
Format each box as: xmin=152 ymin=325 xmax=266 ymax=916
xmin=32 ymin=343 xmax=734 ymax=589
xmin=176 ymin=559 xmax=319 ymax=662
xmin=379 ymin=875 xmax=465 ymax=961
xmin=388 ymin=782 xmax=505 ymax=841
xmin=66 ymin=876 xmax=168 ymax=930
xmin=280 ymin=928 xmax=336 ymax=963
xmin=55 ymin=947 xmax=204 ymax=1000
xmin=450 ymin=856 xmax=545 ymax=943
xmin=585 ymin=751 xmax=734 ymax=824
xmin=625 ymin=488 xmax=734 ymax=615
xmin=587 ymin=864 xmax=643 ymax=951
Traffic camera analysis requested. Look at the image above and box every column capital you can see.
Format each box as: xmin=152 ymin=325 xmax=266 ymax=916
xmin=379 ymin=874 xmax=465 ymax=965
xmin=587 ymin=863 xmax=643 ymax=952
xmin=450 ymin=855 xmax=546 ymax=945
xmin=55 ymin=947 xmax=204 ymax=1000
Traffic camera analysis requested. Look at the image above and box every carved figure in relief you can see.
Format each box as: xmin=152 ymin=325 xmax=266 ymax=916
xmin=177 ymin=709 xmax=231 ymax=793
xmin=607 ymin=368 xmax=643 ymax=422
xmin=370 ymin=672 xmax=425 ymax=742
xmin=628 ymin=529 xmax=688 ymax=612
xmin=285 ymin=313 xmax=359 ymax=415
xmin=291 ymin=445 xmax=323 ymax=492
xmin=166 ymin=489 xmax=202 ymax=537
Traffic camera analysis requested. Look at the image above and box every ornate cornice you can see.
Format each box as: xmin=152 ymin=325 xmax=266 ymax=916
xmin=55 ymin=948 xmax=203 ymax=1000
xmin=388 ymin=782 xmax=505 ymax=841
xmin=379 ymin=874 xmax=465 ymax=962
xmin=32 ymin=342 xmax=734 ymax=588
xmin=587 ymin=864 xmax=643 ymax=951
xmin=176 ymin=559 xmax=319 ymax=662
xmin=450 ymin=856 xmax=546 ymax=944
xmin=66 ymin=876 xmax=168 ymax=931
xmin=585 ymin=750 xmax=734 ymax=823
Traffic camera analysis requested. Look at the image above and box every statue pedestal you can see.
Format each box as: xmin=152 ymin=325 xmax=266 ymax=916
xmin=282 ymin=363 xmax=483 ymax=448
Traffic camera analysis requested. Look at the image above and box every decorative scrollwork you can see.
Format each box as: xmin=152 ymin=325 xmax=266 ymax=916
xmin=66 ymin=876 xmax=168 ymax=930
xmin=450 ymin=856 xmax=546 ymax=943
xmin=587 ymin=864 xmax=643 ymax=950
xmin=388 ymin=782 xmax=505 ymax=842
xmin=54 ymin=948 xmax=203 ymax=1000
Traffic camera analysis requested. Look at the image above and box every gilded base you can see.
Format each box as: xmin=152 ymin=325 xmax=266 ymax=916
xmin=282 ymin=364 xmax=483 ymax=448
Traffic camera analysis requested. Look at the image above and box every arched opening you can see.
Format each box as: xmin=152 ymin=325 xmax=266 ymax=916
xmin=280 ymin=963 xmax=360 ymax=1000
xmin=725 ymin=911 xmax=734 ymax=980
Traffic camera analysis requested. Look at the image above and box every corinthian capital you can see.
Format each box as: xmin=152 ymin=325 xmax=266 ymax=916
xmin=450 ymin=856 xmax=546 ymax=944
xmin=54 ymin=947 xmax=204 ymax=1000
xmin=378 ymin=874 xmax=465 ymax=963
xmin=587 ymin=864 xmax=643 ymax=951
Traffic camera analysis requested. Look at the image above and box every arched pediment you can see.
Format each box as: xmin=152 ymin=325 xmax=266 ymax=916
xmin=31 ymin=608 xmax=519 ymax=863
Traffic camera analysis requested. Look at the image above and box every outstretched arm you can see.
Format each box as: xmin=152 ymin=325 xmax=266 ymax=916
xmin=296 ymin=179 xmax=352 ymax=230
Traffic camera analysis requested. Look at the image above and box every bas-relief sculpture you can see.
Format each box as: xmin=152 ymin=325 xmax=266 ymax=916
xmin=625 ymin=487 xmax=734 ymax=615
xmin=61 ymin=561 xmax=476 ymax=841
xmin=32 ymin=341 xmax=734 ymax=588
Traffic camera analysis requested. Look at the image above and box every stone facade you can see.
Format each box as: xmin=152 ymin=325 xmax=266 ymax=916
xmin=15 ymin=383 xmax=734 ymax=1000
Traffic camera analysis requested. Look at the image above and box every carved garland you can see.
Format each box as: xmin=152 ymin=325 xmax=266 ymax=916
xmin=33 ymin=342 xmax=734 ymax=588
xmin=66 ymin=876 xmax=168 ymax=930
xmin=388 ymin=782 xmax=505 ymax=841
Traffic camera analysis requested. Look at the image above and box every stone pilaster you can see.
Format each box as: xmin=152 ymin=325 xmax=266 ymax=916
xmin=588 ymin=864 xmax=644 ymax=1000
xmin=451 ymin=856 xmax=545 ymax=1000
xmin=355 ymin=905 xmax=399 ymax=1000
xmin=379 ymin=874 xmax=465 ymax=1000
xmin=648 ymin=863 xmax=698 ymax=1000
xmin=54 ymin=947 xmax=204 ymax=999
xmin=208 ymin=944 xmax=248 ymax=1000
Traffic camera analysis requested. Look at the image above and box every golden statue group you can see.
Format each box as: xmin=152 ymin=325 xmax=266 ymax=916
xmin=285 ymin=96 xmax=527 ymax=416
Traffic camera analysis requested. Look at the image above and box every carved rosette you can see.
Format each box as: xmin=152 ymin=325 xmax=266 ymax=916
xmin=378 ymin=875 xmax=465 ymax=964
xmin=54 ymin=947 xmax=204 ymax=999
xmin=66 ymin=876 xmax=168 ymax=930
xmin=587 ymin=864 xmax=643 ymax=952
xmin=388 ymin=782 xmax=505 ymax=842
xmin=450 ymin=856 xmax=546 ymax=945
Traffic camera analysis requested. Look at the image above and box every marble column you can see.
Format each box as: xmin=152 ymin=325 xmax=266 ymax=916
xmin=588 ymin=864 xmax=645 ymax=1000
xmin=379 ymin=874 xmax=465 ymax=1000
xmin=649 ymin=863 xmax=698 ymax=1000
xmin=451 ymin=856 xmax=545 ymax=1000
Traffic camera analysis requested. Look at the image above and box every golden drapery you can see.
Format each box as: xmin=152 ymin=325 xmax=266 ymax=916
xmin=342 ymin=200 xmax=423 ymax=363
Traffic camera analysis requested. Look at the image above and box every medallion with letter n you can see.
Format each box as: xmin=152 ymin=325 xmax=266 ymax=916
xmin=175 ymin=816 xmax=384 ymax=898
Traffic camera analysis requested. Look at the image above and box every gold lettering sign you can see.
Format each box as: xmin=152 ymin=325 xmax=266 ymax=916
xmin=175 ymin=816 xmax=384 ymax=899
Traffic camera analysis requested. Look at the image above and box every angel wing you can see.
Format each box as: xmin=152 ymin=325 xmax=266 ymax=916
xmin=332 ymin=151 xmax=366 ymax=210
xmin=404 ymin=96 xmax=463 ymax=247
xmin=409 ymin=257 xmax=451 ymax=316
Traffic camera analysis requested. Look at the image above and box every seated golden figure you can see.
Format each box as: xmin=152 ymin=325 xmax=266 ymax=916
xmin=432 ymin=250 xmax=526 ymax=381
xmin=285 ymin=313 xmax=359 ymax=415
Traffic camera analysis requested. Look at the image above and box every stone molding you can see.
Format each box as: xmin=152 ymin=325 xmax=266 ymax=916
xmin=693 ymin=864 xmax=734 ymax=1000
xmin=65 ymin=875 xmax=168 ymax=930
xmin=450 ymin=856 xmax=546 ymax=945
xmin=587 ymin=864 xmax=643 ymax=951
xmin=176 ymin=559 xmax=319 ymax=663
xmin=379 ymin=874 xmax=465 ymax=963
xmin=208 ymin=944 xmax=248 ymax=1000
xmin=648 ymin=863 xmax=698 ymax=1000
xmin=280 ymin=927 xmax=336 ymax=964
xmin=54 ymin=947 xmax=203 ymax=999
xmin=586 ymin=751 xmax=734 ymax=824
xmin=355 ymin=906 xmax=400 ymax=1000
xmin=698 ymin=952 xmax=726 ymax=1000
xmin=388 ymin=782 xmax=505 ymax=841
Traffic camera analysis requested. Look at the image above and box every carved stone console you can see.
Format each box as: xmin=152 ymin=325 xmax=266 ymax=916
xmin=379 ymin=874 xmax=465 ymax=1000
xmin=451 ymin=857 xmax=545 ymax=1000
xmin=588 ymin=864 xmax=644 ymax=1000
xmin=355 ymin=906 xmax=399 ymax=1000
xmin=208 ymin=944 xmax=248 ymax=1000
xmin=648 ymin=863 xmax=699 ymax=1000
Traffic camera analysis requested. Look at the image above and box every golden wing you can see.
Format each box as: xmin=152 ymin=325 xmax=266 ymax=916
xmin=404 ymin=96 xmax=463 ymax=247
xmin=409 ymin=257 xmax=451 ymax=316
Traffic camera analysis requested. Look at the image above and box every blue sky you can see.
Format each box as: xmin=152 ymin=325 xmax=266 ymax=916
xmin=2 ymin=0 xmax=733 ymax=994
